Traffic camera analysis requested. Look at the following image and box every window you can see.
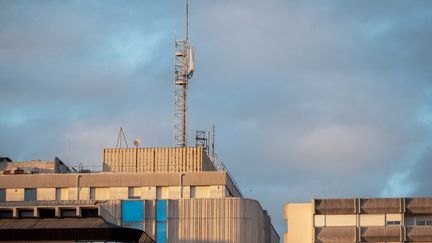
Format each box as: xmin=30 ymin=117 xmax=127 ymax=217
xmin=128 ymin=187 xmax=141 ymax=200
xmin=39 ymin=208 xmax=56 ymax=218
xmin=81 ymin=208 xmax=98 ymax=218
xmin=24 ymin=188 xmax=36 ymax=201
xmin=417 ymin=220 xmax=427 ymax=226
xmin=60 ymin=209 xmax=76 ymax=217
xmin=0 ymin=189 xmax=5 ymax=202
xmin=414 ymin=216 xmax=432 ymax=226
xmin=190 ymin=186 xmax=210 ymax=198
xmin=416 ymin=220 xmax=432 ymax=226
xmin=56 ymin=188 xmax=68 ymax=201
xmin=18 ymin=209 xmax=34 ymax=218
xmin=387 ymin=221 xmax=400 ymax=225
xmin=0 ymin=210 xmax=13 ymax=218
xmin=90 ymin=188 xmax=95 ymax=200
xmin=156 ymin=187 xmax=169 ymax=199
xmin=90 ymin=188 xmax=109 ymax=200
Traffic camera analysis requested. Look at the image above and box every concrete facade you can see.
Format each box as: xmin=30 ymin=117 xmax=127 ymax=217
xmin=0 ymin=171 xmax=241 ymax=201
xmin=284 ymin=197 xmax=432 ymax=243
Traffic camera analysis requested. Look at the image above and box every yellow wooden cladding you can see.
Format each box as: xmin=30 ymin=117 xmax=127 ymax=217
xmin=103 ymin=147 xmax=216 ymax=173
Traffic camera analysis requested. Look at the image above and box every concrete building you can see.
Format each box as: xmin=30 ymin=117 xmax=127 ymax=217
xmin=0 ymin=147 xmax=279 ymax=243
xmin=0 ymin=157 xmax=71 ymax=174
xmin=284 ymin=197 xmax=432 ymax=243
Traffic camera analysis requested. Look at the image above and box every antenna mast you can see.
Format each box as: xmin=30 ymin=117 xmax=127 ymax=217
xmin=173 ymin=0 xmax=195 ymax=147
xmin=116 ymin=127 xmax=129 ymax=148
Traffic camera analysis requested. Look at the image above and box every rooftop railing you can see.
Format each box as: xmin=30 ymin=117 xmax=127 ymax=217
xmin=0 ymin=200 xmax=98 ymax=207
xmin=214 ymin=162 xmax=243 ymax=197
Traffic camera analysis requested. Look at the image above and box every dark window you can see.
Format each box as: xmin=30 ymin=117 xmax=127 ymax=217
xmin=18 ymin=209 xmax=34 ymax=218
xmin=81 ymin=208 xmax=98 ymax=217
xmin=39 ymin=208 xmax=56 ymax=218
xmin=60 ymin=209 xmax=76 ymax=218
xmin=415 ymin=220 xmax=432 ymax=226
xmin=0 ymin=210 xmax=13 ymax=218
xmin=90 ymin=188 xmax=96 ymax=200
xmin=387 ymin=221 xmax=401 ymax=225
xmin=24 ymin=188 xmax=36 ymax=201
xmin=128 ymin=187 xmax=141 ymax=200
xmin=0 ymin=189 xmax=5 ymax=202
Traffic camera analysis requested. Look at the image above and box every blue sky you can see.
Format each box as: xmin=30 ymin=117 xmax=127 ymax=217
xmin=1 ymin=0 xmax=432 ymax=234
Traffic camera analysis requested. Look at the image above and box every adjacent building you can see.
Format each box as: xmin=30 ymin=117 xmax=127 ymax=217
xmin=284 ymin=197 xmax=432 ymax=243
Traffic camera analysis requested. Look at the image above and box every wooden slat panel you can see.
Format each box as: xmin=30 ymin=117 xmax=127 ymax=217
xmin=103 ymin=147 xmax=218 ymax=173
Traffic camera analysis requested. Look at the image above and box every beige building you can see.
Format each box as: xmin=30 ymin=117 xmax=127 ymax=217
xmin=284 ymin=197 xmax=432 ymax=243
xmin=0 ymin=147 xmax=279 ymax=243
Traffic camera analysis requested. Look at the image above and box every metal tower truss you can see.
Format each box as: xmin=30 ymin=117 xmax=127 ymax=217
xmin=173 ymin=39 xmax=189 ymax=147
xmin=173 ymin=0 xmax=194 ymax=147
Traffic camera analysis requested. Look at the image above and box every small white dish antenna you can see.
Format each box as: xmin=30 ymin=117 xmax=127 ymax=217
xmin=134 ymin=139 xmax=141 ymax=147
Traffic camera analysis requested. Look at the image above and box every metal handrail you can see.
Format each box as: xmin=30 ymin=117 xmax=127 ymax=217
xmin=0 ymin=200 xmax=97 ymax=207
xmin=214 ymin=162 xmax=243 ymax=197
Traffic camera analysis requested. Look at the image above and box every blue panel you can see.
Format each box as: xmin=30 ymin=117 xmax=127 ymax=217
xmin=156 ymin=200 xmax=167 ymax=221
xmin=156 ymin=222 xmax=167 ymax=243
xmin=121 ymin=200 xmax=144 ymax=222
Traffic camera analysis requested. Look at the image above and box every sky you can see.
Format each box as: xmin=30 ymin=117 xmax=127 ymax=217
xmin=1 ymin=0 xmax=432 ymax=235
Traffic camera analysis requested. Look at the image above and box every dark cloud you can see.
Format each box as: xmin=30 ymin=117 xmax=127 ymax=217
xmin=1 ymin=0 xmax=432 ymax=234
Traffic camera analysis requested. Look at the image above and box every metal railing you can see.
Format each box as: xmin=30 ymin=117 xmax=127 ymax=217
xmin=0 ymin=200 xmax=97 ymax=207
xmin=214 ymin=162 xmax=243 ymax=197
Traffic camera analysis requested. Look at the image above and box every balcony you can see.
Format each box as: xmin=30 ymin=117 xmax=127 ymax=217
xmin=360 ymin=198 xmax=401 ymax=214
xmin=315 ymin=199 xmax=356 ymax=214
xmin=406 ymin=198 xmax=432 ymax=214
xmin=360 ymin=226 xmax=402 ymax=242
xmin=407 ymin=226 xmax=432 ymax=241
xmin=315 ymin=226 xmax=356 ymax=242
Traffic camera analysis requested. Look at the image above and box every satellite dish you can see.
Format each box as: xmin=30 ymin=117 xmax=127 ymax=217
xmin=134 ymin=139 xmax=141 ymax=147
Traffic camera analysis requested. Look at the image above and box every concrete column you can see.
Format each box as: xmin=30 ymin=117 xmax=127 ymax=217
xmin=55 ymin=207 xmax=60 ymax=217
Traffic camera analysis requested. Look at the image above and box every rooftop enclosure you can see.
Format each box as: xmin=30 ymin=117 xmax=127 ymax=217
xmin=103 ymin=147 xmax=216 ymax=173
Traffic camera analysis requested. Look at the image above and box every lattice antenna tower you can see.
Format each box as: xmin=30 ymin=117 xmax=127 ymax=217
xmin=116 ymin=127 xmax=129 ymax=148
xmin=173 ymin=0 xmax=195 ymax=147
